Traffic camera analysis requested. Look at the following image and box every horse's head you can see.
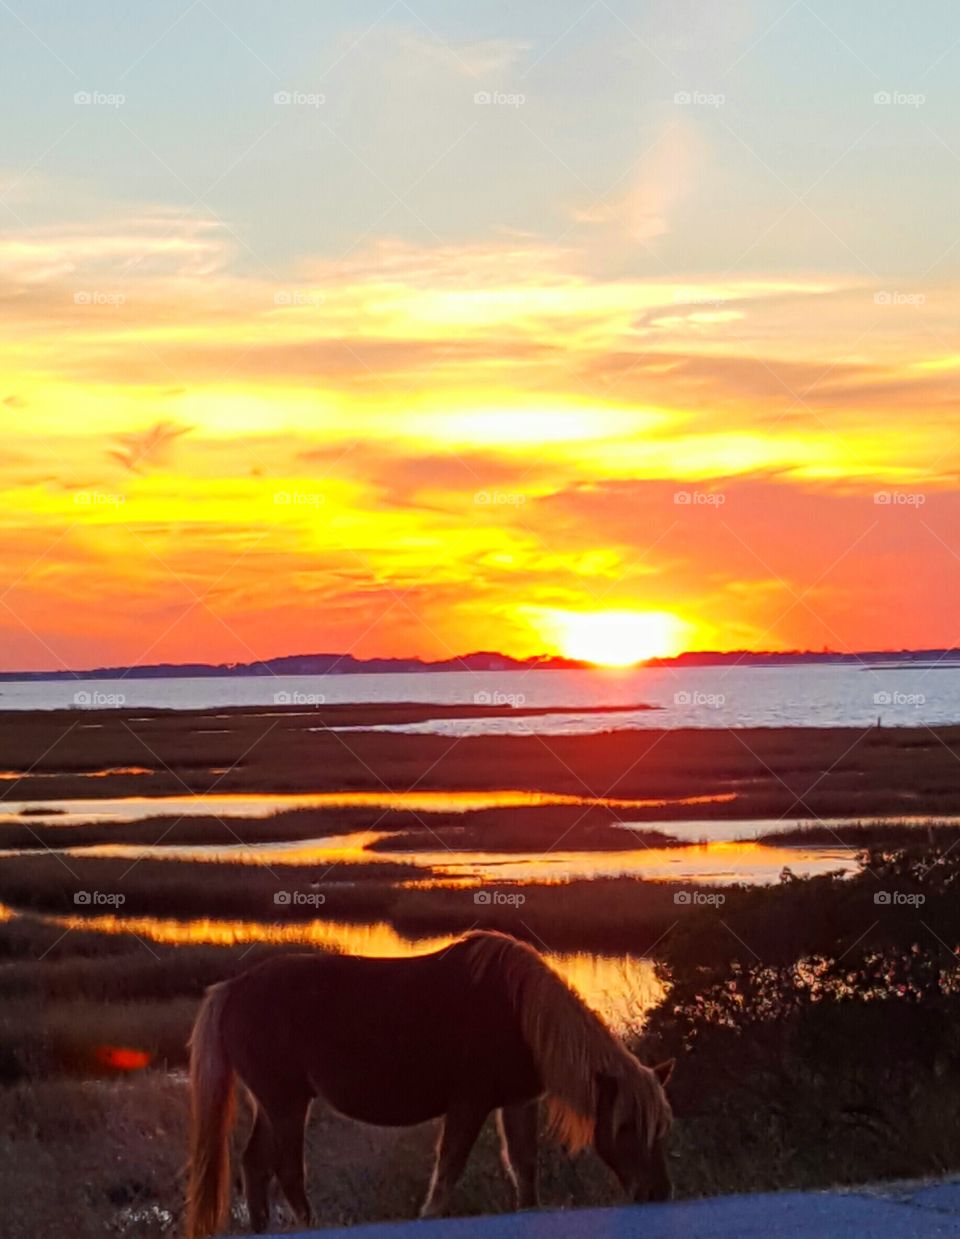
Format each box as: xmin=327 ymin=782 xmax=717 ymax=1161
xmin=593 ymin=1057 xmax=674 ymax=1203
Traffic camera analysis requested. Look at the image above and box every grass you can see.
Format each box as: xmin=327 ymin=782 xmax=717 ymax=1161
xmin=0 ymin=853 xmax=417 ymax=922
xmin=367 ymin=805 xmax=683 ymax=853
xmin=0 ymin=849 xmax=722 ymax=952
xmin=755 ymin=819 xmax=960 ymax=847
xmin=5 ymin=708 xmax=960 ymax=820
xmin=0 ymin=1072 xmax=627 ymax=1239
xmin=0 ymin=803 xmax=682 ymax=854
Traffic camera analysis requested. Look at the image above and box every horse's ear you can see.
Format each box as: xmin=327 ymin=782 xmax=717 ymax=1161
xmin=652 ymin=1058 xmax=675 ymax=1087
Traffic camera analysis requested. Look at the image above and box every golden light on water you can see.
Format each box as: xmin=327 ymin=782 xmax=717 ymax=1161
xmin=28 ymin=907 xmax=661 ymax=1028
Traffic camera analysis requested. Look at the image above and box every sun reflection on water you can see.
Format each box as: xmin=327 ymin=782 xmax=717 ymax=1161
xmin=27 ymin=907 xmax=661 ymax=1030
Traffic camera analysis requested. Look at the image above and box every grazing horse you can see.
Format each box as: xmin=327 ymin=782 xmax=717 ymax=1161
xmin=186 ymin=930 xmax=674 ymax=1237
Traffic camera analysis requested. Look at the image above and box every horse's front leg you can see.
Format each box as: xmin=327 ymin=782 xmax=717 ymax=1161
xmin=420 ymin=1103 xmax=489 ymax=1218
xmin=497 ymin=1100 xmax=539 ymax=1209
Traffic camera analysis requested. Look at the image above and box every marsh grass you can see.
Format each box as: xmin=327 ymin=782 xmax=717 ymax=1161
xmin=755 ymin=819 xmax=960 ymax=847
xmin=0 ymin=1072 xmax=623 ymax=1239
xmin=6 ymin=710 xmax=960 ymax=819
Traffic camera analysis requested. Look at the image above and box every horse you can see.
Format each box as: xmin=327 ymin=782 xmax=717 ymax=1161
xmin=186 ymin=930 xmax=674 ymax=1237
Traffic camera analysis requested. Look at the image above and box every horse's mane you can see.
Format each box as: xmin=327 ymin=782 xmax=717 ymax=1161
xmin=460 ymin=930 xmax=670 ymax=1153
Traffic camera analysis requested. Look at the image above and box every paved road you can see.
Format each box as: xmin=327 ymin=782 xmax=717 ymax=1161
xmin=247 ymin=1184 xmax=960 ymax=1238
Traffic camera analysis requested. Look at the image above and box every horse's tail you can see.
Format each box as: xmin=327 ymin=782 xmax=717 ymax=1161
xmin=186 ymin=981 xmax=236 ymax=1239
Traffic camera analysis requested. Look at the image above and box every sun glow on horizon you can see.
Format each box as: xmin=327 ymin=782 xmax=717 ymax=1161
xmin=538 ymin=608 xmax=691 ymax=667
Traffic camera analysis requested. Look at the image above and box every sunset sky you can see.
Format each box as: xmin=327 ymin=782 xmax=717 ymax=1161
xmin=2 ymin=1 xmax=960 ymax=670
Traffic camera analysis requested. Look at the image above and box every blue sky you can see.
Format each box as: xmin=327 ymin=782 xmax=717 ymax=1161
xmin=5 ymin=0 xmax=959 ymax=274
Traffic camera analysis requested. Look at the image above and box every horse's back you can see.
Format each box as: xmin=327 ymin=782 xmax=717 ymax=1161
xmin=220 ymin=938 xmax=542 ymax=1125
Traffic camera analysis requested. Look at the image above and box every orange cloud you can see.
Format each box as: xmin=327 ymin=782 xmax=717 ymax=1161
xmin=1 ymin=226 xmax=959 ymax=667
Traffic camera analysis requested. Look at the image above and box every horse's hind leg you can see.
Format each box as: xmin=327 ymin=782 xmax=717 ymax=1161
xmin=498 ymin=1100 xmax=539 ymax=1209
xmin=242 ymin=1106 xmax=273 ymax=1233
xmin=267 ymin=1094 xmax=313 ymax=1229
xmin=420 ymin=1104 xmax=488 ymax=1219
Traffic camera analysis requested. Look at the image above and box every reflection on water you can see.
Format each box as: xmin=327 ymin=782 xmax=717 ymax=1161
xmin=0 ymin=767 xmax=153 ymax=781
xmin=0 ymin=788 xmax=735 ymax=826
xmin=27 ymin=907 xmax=661 ymax=1030
xmin=66 ymin=833 xmax=857 ymax=885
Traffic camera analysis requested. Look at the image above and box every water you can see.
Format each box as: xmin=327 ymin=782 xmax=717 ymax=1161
xmin=2 ymin=664 xmax=958 ymax=728
xmin=59 ymin=833 xmax=857 ymax=884
xmin=7 ymin=903 xmax=661 ymax=1031
xmin=0 ymin=789 xmax=734 ymax=826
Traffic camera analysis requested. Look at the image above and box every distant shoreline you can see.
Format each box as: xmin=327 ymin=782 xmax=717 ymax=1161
xmin=2 ymin=647 xmax=960 ymax=682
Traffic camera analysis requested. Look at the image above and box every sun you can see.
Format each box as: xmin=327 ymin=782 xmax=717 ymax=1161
xmin=539 ymin=608 xmax=689 ymax=667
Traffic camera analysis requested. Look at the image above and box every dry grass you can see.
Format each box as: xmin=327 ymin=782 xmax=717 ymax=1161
xmin=0 ymin=1073 xmax=621 ymax=1239
xmin=4 ymin=708 xmax=960 ymax=819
